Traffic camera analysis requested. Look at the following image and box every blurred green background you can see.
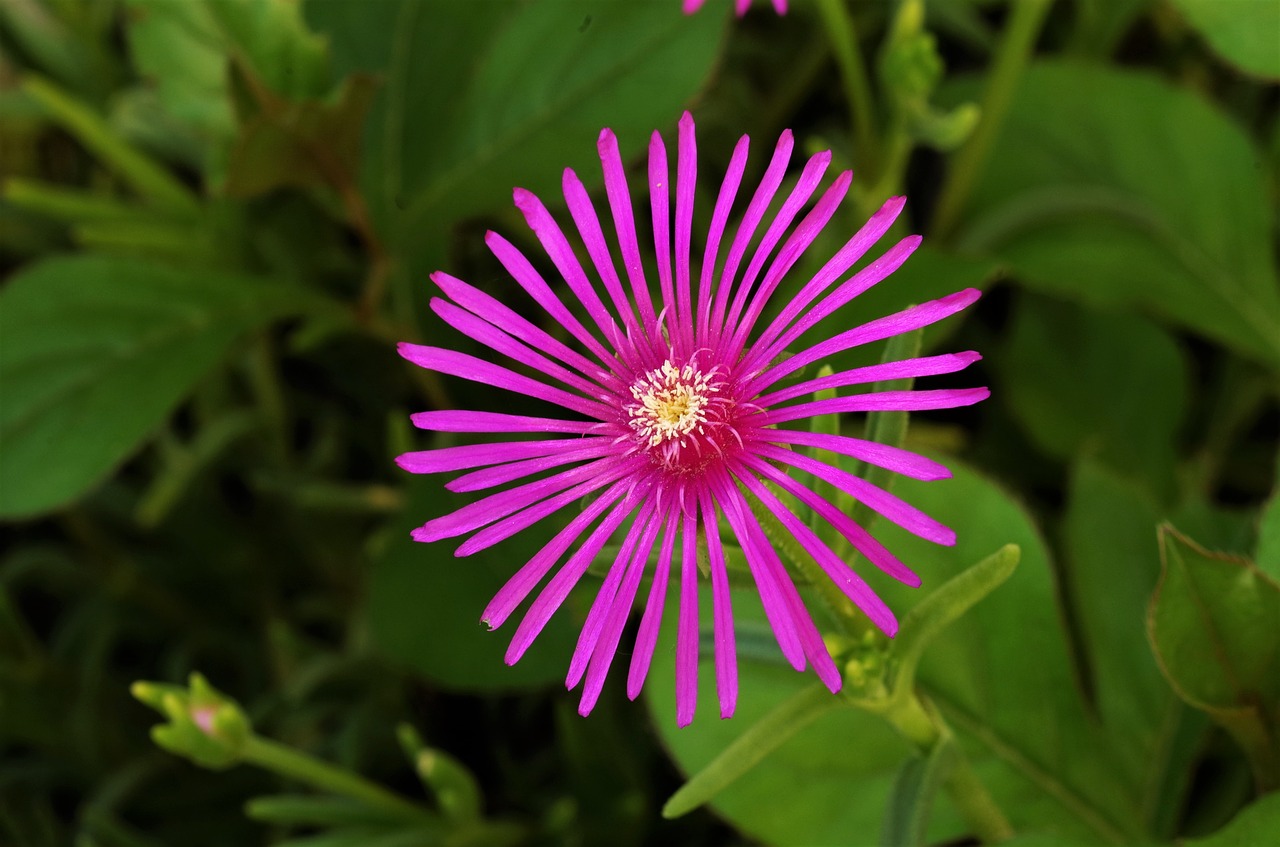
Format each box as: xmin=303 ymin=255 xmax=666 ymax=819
xmin=1 ymin=0 xmax=1278 ymax=845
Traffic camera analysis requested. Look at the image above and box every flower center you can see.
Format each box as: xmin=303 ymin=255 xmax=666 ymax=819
xmin=625 ymin=359 xmax=738 ymax=473
xmin=627 ymin=361 xmax=716 ymax=447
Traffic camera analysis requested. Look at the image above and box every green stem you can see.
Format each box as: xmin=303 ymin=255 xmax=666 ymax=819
xmin=22 ymin=76 xmax=200 ymax=216
xmin=884 ymin=692 xmax=1015 ymax=843
xmin=241 ymin=736 xmax=430 ymax=823
xmin=931 ymin=0 xmax=1053 ymax=239
xmin=815 ymin=0 xmax=879 ymax=174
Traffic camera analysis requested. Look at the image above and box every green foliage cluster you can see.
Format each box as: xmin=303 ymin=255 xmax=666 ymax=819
xmin=1 ymin=1 xmax=1277 ymax=845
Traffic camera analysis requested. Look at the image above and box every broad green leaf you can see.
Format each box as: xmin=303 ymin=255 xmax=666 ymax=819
xmin=1149 ymin=526 xmax=1280 ymax=789
xmin=1256 ymin=491 xmax=1280 ymax=580
xmin=366 ymin=475 xmax=577 ymax=691
xmin=0 ymin=256 xmax=333 ymax=518
xmin=648 ymin=460 xmax=1141 ymax=845
xmin=306 ymin=0 xmax=726 ymax=274
xmin=1003 ymin=294 xmax=1188 ymax=497
xmin=1064 ymin=461 xmax=1202 ymax=836
xmin=1169 ymin=0 xmax=1280 ymax=79
xmin=1184 ymin=793 xmax=1280 ymax=847
xmin=950 ymin=61 xmax=1280 ymax=370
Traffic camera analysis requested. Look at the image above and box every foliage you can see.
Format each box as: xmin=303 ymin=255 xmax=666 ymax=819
xmin=2 ymin=0 xmax=1277 ymax=845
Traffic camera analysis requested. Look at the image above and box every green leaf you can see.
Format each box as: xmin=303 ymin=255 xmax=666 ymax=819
xmin=1002 ymin=294 xmax=1188 ymax=497
xmin=1256 ymin=491 xmax=1280 ymax=581
xmin=886 ymin=544 xmax=1020 ymax=700
xmin=122 ymin=0 xmax=237 ymax=175
xmin=1184 ymin=793 xmax=1280 ymax=847
xmin=880 ymin=735 xmax=958 ymax=847
xmin=1169 ymin=0 xmax=1280 ymax=80
xmin=245 ymin=795 xmax=415 ymax=828
xmin=648 ymin=460 xmax=1141 ymax=845
xmin=1063 ymin=461 xmax=1202 ymax=836
xmin=0 ymin=256 xmax=334 ymax=518
xmin=306 ymin=0 xmax=726 ymax=272
xmin=223 ymin=72 xmax=377 ymax=198
xmin=366 ymin=474 xmax=578 ymax=691
xmin=207 ymin=0 xmax=330 ymax=101
xmin=950 ymin=61 xmax=1280 ymax=370
xmin=1148 ymin=525 xmax=1280 ymax=789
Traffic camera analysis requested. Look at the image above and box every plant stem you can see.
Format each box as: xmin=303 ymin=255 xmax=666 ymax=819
xmin=815 ymin=0 xmax=880 ymax=174
xmin=931 ymin=0 xmax=1054 ymax=239
xmin=241 ymin=735 xmax=430 ymax=823
xmin=885 ymin=692 xmax=1015 ymax=843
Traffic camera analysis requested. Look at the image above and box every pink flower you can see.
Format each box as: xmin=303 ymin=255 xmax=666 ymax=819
xmin=684 ymin=0 xmax=787 ymax=16
xmin=397 ymin=112 xmax=985 ymax=726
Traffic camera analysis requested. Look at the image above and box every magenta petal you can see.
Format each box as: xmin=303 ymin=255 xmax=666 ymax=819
xmin=698 ymin=134 xmax=749 ymax=348
xmin=721 ymin=150 xmax=831 ymax=348
xmin=506 ymin=494 xmax=641 ymax=665
xmin=742 ymin=455 xmax=920 ymax=586
xmin=675 ymin=507 xmax=700 ymax=728
xmin=399 ymin=343 xmax=609 ymax=419
xmin=482 ymin=478 xmax=632 ymax=630
xmin=395 ymin=438 xmax=601 ymax=474
xmin=628 ymin=506 xmax=677 ymax=700
xmin=755 ymin=351 xmax=983 ymax=407
xmin=514 ymin=187 xmax=634 ymax=367
xmin=673 ymin=111 xmax=698 ymax=357
xmin=749 ymin=287 xmax=982 ymax=393
xmin=566 ymin=501 xmax=652 ymax=691
xmin=760 ymin=387 xmax=991 ymax=424
xmin=412 ymin=460 xmax=617 ymax=544
xmin=712 ymin=129 xmax=793 ymax=334
xmin=700 ymin=489 xmax=738 ymax=719
xmin=578 ymin=512 xmax=661 ymax=715
xmin=433 ymin=271 xmax=616 ymax=389
xmin=727 ymin=170 xmax=851 ymax=357
xmin=709 ymin=473 xmax=804 ymax=670
xmin=748 ymin=195 xmax=906 ymax=362
xmin=446 ymin=443 xmax=613 ymax=493
xmin=431 ymin=297 xmax=609 ymax=398
xmin=754 ymin=444 xmax=955 ymax=545
xmin=733 ymin=466 xmax=899 ymax=637
xmin=486 ymin=231 xmax=619 ymax=371
xmin=455 ymin=460 xmax=645 ymax=556
xmin=597 ymin=128 xmax=658 ymax=336
xmin=756 ymin=429 xmax=951 ymax=481
xmin=649 ymin=129 xmax=675 ymax=338
xmin=410 ymin=410 xmax=594 ymax=435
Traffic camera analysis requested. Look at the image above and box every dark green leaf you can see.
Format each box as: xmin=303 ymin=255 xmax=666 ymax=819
xmin=366 ymin=475 xmax=577 ymax=691
xmin=1148 ymin=525 xmax=1280 ymax=789
xmin=1064 ymin=461 xmax=1202 ymax=836
xmin=648 ymin=460 xmax=1141 ymax=845
xmin=1003 ymin=295 xmax=1188 ymax=496
xmin=951 ymin=61 xmax=1280 ymax=370
xmin=0 ymin=256 xmax=333 ymax=518
xmin=1256 ymin=491 xmax=1280 ymax=580
xmin=1169 ymin=0 xmax=1280 ymax=79
xmin=1183 ymin=792 xmax=1280 ymax=847
xmin=307 ymin=0 xmax=726 ymax=272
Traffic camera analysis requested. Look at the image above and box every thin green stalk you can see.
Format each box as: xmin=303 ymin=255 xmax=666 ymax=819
xmin=883 ymin=693 xmax=1015 ymax=843
xmin=241 ymin=736 xmax=430 ymax=823
xmin=816 ymin=0 xmax=880 ymax=173
xmin=931 ymin=0 xmax=1054 ymax=239
xmin=22 ymin=76 xmax=200 ymax=216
